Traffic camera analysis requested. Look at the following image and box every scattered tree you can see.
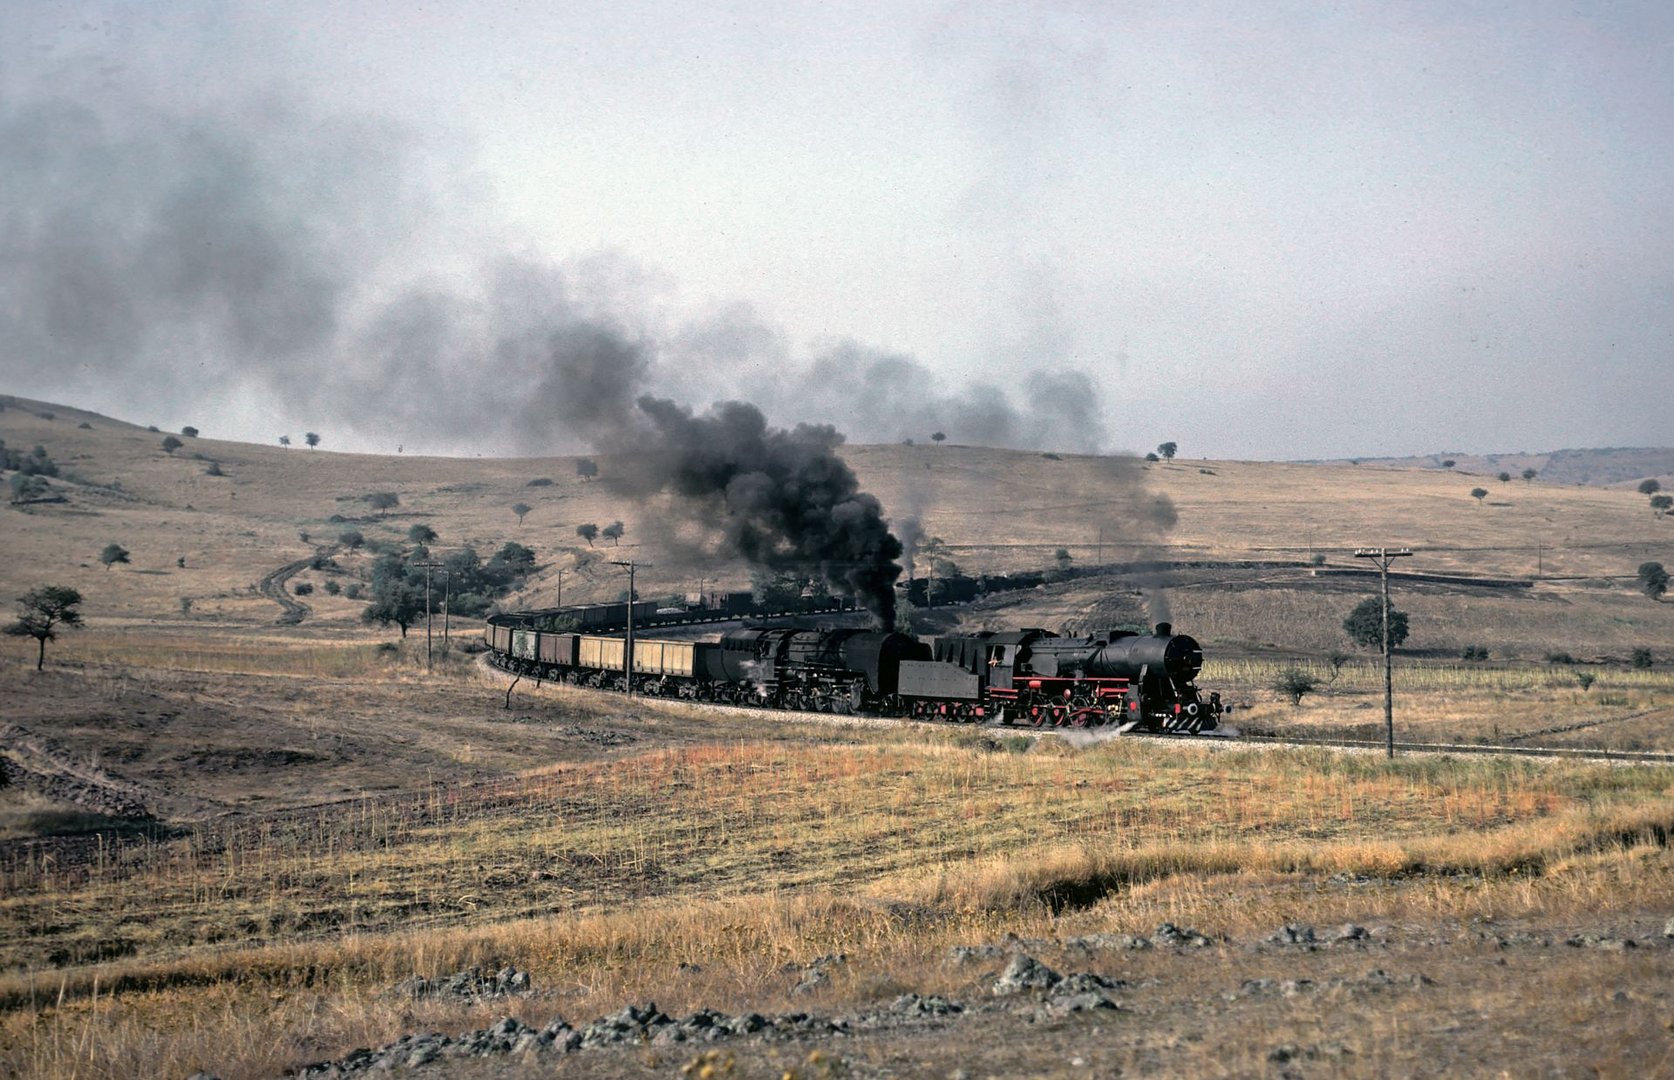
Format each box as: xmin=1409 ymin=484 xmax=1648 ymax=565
xmin=931 ymin=432 xmax=946 ymax=444
xmin=298 ymin=530 xmax=311 ymax=544
xmin=279 ymin=435 xmax=291 ymax=448
xmin=161 ymin=435 xmax=183 ymax=456
xmin=1521 ymin=468 xmax=1537 ymax=483
xmin=602 ymin=520 xmax=625 ymax=546
xmin=526 ymin=477 xmax=554 ymax=487
xmin=1652 ymin=494 xmax=1673 ymax=517
xmin=576 ymin=458 xmax=598 ymax=482
xmin=1325 ymin=650 xmax=1350 ymax=681
xmin=293 ymin=582 xmax=314 ymax=596
xmin=6 ymin=585 xmax=84 ymax=670
xmin=1638 ymin=561 xmax=1668 ymax=600
xmin=1157 ymin=441 xmax=1178 ymax=461
xmin=1576 ymin=671 xmax=1596 ymax=691
xmin=338 ymin=529 xmax=365 ymax=550
xmin=576 ymin=523 xmax=598 ymax=547
xmin=366 ymin=492 xmax=400 ymax=514
xmin=1637 ymin=479 xmax=1661 ymax=496
xmin=1497 ymin=471 xmax=1512 ymax=483
xmin=1272 ymin=668 xmax=1320 ymax=706
xmin=1461 ymin=645 xmax=1490 ymax=661
xmin=9 ymin=474 xmax=48 ymax=503
xmin=323 ymin=579 xmax=341 ymax=595
xmin=1470 ymin=487 xmax=1488 ymax=505
xmin=407 ymin=524 xmax=438 ymax=544
xmin=99 ymin=543 xmax=130 ymax=571
xmin=1441 ymin=459 xmax=1456 ymax=469
xmin=1631 ymin=647 xmax=1655 ymax=670
xmin=176 ymin=556 xmax=186 ymax=569
xmin=1054 ymin=546 xmax=1074 ymax=573
xmin=181 ymin=426 xmax=199 ymax=437
xmin=1343 ymin=597 xmax=1410 ymax=650
xmin=512 ymin=502 xmax=532 ymax=525
xmin=305 ymin=432 xmax=320 ymax=449
xmin=1144 ymin=452 xmax=1159 ymax=463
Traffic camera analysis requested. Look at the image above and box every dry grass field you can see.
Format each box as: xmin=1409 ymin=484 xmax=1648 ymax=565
xmin=2 ymin=394 xmax=1673 ymax=1077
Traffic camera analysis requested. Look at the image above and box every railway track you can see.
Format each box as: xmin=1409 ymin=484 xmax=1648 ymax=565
xmin=489 ymin=654 xmax=1674 ymax=766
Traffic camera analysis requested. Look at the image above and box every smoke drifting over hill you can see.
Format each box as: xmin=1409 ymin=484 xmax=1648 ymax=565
xmin=0 ymin=83 xmax=1108 ymax=457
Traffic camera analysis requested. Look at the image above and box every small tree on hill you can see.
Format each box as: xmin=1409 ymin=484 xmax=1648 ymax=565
xmin=367 ymin=492 xmax=399 ymax=515
xmin=160 ymin=435 xmax=183 ymax=456
xmin=1638 ymin=479 xmax=1661 ymax=496
xmin=338 ymin=529 xmax=365 ymax=550
xmin=1441 ymin=459 xmax=1456 ymax=469
xmin=1470 ymin=487 xmax=1488 ymax=505
xmin=99 ymin=543 xmax=130 ymax=571
xmin=576 ymin=523 xmax=598 ymax=547
xmin=931 ymin=431 xmax=946 ymax=444
xmin=512 ymin=502 xmax=532 ymax=525
xmin=1521 ymin=468 xmax=1537 ymax=483
xmin=1157 ymin=441 xmax=1178 ymax=460
xmin=1639 ymin=561 xmax=1669 ymax=600
xmin=407 ymin=524 xmax=437 ymax=544
xmin=279 ymin=435 xmax=291 ymax=448
xmin=181 ymin=426 xmax=199 ymax=437
xmin=602 ymin=520 xmax=625 ymax=545
xmin=1497 ymin=471 xmax=1512 ymax=483
xmin=305 ymin=432 xmax=320 ymax=449
xmin=5 ymin=585 xmax=85 ymax=670
xmin=1272 ymin=668 xmax=1319 ymax=706
xmin=576 ymin=458 xmax=598 ymax=482
xmin=1343 ymin=597 xmax=1409 ymax=650
xmin=1144 ymin=452 xmax=1159 ymax=462
xmin=1651 ymin=494 xmax=1672 ymax=517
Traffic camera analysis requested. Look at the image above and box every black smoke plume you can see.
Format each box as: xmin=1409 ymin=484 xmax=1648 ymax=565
xmin=609 ymin=397 xmax=903 ymax=627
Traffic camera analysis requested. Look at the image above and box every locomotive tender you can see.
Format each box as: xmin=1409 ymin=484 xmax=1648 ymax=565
xmin=485 ymin=611 xmax=1222 ymax=733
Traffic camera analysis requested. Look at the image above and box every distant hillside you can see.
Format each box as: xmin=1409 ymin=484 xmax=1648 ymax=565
xmin=1302 ymin=446 xmax=1674 ymax=488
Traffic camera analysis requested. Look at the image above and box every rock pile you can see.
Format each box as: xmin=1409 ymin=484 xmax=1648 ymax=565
xmin=383 ymin=966 xmax=532 ymax=1001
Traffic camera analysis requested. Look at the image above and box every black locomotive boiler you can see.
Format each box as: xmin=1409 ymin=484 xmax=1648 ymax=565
xmin=486 ymin=611 xmax=1222 ymax=733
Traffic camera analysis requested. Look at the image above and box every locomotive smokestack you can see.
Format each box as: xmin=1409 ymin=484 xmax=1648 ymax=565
xmin=1154 ymin=622 xmax=1172 ymax=638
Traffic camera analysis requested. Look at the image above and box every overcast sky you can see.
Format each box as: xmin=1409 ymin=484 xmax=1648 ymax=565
xmin=2 ymin=1 xmax=1670 ymax=460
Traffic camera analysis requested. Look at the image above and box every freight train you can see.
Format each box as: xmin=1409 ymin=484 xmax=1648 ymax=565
xmin=484 ymin=611 xmax=1222 ymax=733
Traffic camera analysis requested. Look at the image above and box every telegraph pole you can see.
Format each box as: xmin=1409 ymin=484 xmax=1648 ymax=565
xmin=555 ymin=568 xmax=564 ymax=608
xmin=1353 ymin=547 xmax=1414 ymax=757
xmin=610 ymin=560 xmax=651 ymax=696
xmin=415 ymin=560 xmax=443 ymax=670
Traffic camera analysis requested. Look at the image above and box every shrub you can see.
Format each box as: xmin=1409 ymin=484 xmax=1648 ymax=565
xmin=407 ymin=524 xmax=438 ymax=544
xmin=1460 ymin=645 xmax=1490 ymax=661
xmin=1631 ymin=648 xmax=1654 ymax=670
xmin=293 ymin=582 xmax=314 ymax=596
xmin=181 ymin=426 xmax=199 ymax=437
xmin=344 ymin=583 xmax=363 ymax=600
xmin=323 ymin=579 xmax=341 ymax=595
xmin=576 ymin=458 xmax=598 ymax=481
xmin=1310 ymin=553 xmax=1326 ymax=566
xmin=526 ymin=478 xmax=554 ymax=487
xmin=1576 ymin=671 xmax=1596 ymax=691
xmin=1272 ymin=668 xmax=1320 ymax=706
xmin=1545 ymin=651 xmax=1576 ymax=665
xmin=160 ymin=435 xmax=183 ymax=455
xmin=205 ymin=461 xmax=224 ymax=476
xmin=99 ymin=543 xmax=130 ymax=570
xmin=1637 ymin=562 xmax=1668 ymax=600
xmin=338 ymin=530 xmax=365 ymax=550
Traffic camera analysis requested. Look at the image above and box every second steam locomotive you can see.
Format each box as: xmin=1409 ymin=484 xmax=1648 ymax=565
xmin=485 ymin=611 xmax=1222 ymax=733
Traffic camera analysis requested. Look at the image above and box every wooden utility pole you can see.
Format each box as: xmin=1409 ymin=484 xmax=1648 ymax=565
xmin=415 ymin=560 xmax=443 ymax=670
xmin=1353 ymin=547 xmax=1414 ymax=757
xmin=610 ymin=560 xmax=651 ymax=696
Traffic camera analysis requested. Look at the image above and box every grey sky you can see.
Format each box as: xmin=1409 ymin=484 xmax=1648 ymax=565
xmin=2 ymin=1 xmax=1669 ymax=459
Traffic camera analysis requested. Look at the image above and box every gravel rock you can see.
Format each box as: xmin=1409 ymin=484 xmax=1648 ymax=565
xmin=1268 ymin=923 xmax=1318 ymax=947
xmin=1566 ymin=934 xmax=1636 ymax=951
xmin=1063 ymin=931 xmax=1151 ymax=952
xmin=1664 ymin=917 xmax=1674 ymax=939
xmin=1151 ymin=922 xmax=1216 ymax=948
xmin=385 ymin=966 xmax=532 ymax=1001
xmin=992 ymin=954 xmax=1062 ymax=995
xmin=946 ymin=943 xmax=1008 ymax=964
xmin=1327 ymin=924 xmax=1370 ymax=944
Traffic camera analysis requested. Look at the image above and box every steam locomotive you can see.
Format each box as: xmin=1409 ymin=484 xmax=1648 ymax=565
xmin=484 ymin=613 xmax=1222 ymax=733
